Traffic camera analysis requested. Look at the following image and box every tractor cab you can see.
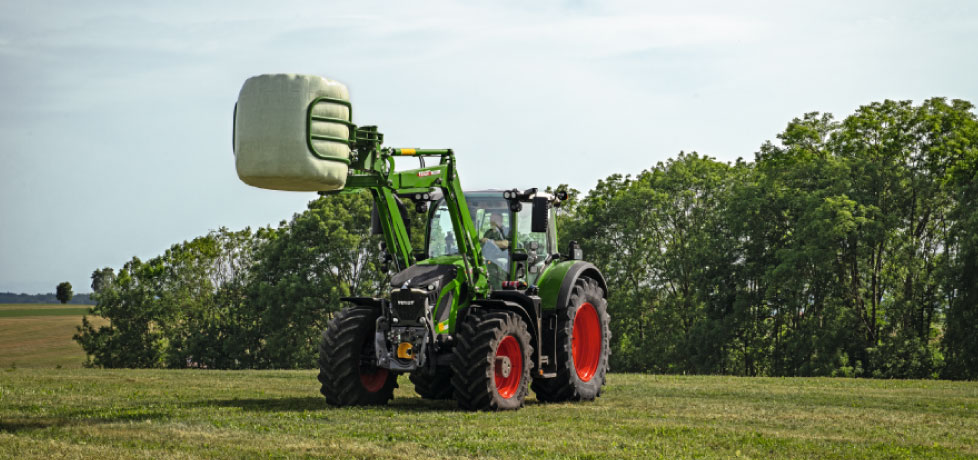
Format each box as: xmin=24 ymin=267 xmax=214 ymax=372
xmin=426 ymin=190 xmax=558 ymax=290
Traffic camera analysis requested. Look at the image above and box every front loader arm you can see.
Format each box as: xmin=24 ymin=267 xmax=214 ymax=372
xmin=394 ymin=150 xmax=487 ymax=296
xmin=328 ymin=130 xmax=489 ymax=295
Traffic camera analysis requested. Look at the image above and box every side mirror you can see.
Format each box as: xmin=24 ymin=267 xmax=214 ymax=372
xmin=567 ymin=240 xmax=583 ymax=260
xmin=511 ymin=251 xmax=529 ymax=262
xmin=531 ymin=196 xmax=549 ymax=233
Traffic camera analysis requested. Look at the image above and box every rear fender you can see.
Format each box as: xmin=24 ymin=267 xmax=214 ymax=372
xmin=536 ymin=261 xmax=607 ymax=311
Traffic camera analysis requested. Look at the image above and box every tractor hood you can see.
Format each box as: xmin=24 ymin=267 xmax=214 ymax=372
xmin=390 ymin=263 xmax=458 ymax=292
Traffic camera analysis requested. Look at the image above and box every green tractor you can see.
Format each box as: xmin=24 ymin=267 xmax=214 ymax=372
xmin=233 ymin=74 xmax=610 ymax=411
xmin=317 ymin=139 xmax=611 ymax=410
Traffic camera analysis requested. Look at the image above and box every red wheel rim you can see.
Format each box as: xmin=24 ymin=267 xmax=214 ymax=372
xmin=360 ymin=367 xmax=388 ymax=392
xmin=572 ymin=302 xmax=601 ymax=382
xmin=494 ymin=335 xmax=522 ymax=399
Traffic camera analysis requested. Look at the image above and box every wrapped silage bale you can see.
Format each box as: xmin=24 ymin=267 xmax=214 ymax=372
xmin=233 ymin=74 xmax=352 ymax=191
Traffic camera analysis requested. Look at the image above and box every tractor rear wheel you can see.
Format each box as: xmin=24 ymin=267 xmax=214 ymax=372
xmin=532 ymin=277 xmax=610 ymax=402
xmin=318 ymin=306 xmax=396 ymax=406
xmin=451 ymin=310 xmax=532 ymax=411
xmin=409 ymin=367 xmax=454 ymax=400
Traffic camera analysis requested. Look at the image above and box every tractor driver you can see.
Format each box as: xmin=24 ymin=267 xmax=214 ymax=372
xmin=481 ymin=213 xmax=510 ymax=250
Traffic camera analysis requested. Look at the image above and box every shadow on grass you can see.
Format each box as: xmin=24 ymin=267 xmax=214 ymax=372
xmin=195 ymin=395 xmax=544 ymax=413
xmin=197 ymin=396 xmax=460 ymax=412
xmin=199 ymin=396 xmax=327 ymax=412
xmin=0 ymin=411 xmax=171 ymax=433
xmin=0 ymin=419 xmax=69 ymax=433
xmin=388 ymin=398 xmax=460 ymax=412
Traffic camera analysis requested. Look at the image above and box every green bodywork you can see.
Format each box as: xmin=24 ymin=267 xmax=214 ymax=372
xmin=535 ymin=260 xmax=578 ymax=310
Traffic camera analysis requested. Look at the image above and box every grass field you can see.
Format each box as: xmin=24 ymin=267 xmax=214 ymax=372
xmin=0 ymin=371 xmax=975 ymax=459
xmin=0 ymin=303 xmax=105 ymax=369
xmin=1 ymin=309 xmax=977 ymax=459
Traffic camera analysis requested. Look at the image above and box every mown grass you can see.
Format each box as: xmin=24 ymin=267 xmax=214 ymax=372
xmin=1 ymin=310 xmax=976 ymax=458
xmin=1 ymin=369 xmax=975 ymax=459
xmin=0 ymin=304 xmax=105 ymax=369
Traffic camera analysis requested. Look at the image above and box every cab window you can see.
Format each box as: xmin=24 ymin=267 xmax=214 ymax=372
xmin=515 ymin=203 xmax=554 ymax=285
xmin=427 ymin=202 xmax=458 ymax=258
xmin=427 ymin=195 xmax=511 ymax=290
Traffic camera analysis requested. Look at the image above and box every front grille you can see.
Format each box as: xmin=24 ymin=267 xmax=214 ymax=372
xmin=389 ymin=289 xmax=428 ymax=322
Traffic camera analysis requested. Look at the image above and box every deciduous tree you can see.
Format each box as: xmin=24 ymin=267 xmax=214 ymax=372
xmin=56 ymin=281 xmax=73 ymax=304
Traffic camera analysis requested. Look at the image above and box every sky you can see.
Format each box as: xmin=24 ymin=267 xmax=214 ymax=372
xmin=1 ymin=0 xmax=976 ymax=294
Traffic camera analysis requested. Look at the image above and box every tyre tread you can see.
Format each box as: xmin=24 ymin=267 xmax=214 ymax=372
xmin=318 ymin=306 xmax=395 ymax=406
xmin=450 ymin=310 xmax=533 ymax=411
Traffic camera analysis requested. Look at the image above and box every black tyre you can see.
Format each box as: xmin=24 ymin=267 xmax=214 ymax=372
xmin=451 ymin=310 xmax=533 ymax=411
xmin=531 ymin=277 xmax=610 ymax=402
xmin=409 ymin=366 xmax=454 ymax=400
xmin=318 ymin=306 xmax=396 ymax=406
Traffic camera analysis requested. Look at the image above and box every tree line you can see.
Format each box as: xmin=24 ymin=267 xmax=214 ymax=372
xmin=0 ymin=291 xmax=93 ymax=305
xmin=76 ymin=98 xmax=978 ymax=379
xmin=76 ymin=193 xmax=387 ymax=369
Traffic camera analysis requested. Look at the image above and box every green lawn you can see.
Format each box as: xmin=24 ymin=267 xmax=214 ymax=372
xmin=1 ymin=309 xmax=976 ymax=459
xmin=1 ymin=370 xmax=976 ymax=459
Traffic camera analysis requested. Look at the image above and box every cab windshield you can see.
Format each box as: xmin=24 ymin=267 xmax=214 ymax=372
xmin=428 ymin=193 xmax=511 ymax=287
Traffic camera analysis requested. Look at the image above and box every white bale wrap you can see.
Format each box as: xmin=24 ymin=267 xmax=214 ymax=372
xmin=233 ymin=74 xmax=351 ymax=191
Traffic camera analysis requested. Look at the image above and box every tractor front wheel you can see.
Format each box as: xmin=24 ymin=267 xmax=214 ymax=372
xmin=532 ymin=277 xmax=610 ymax=402
xmin=451 ymin=310 xmax=532 ymax=410
xmin=318 ymin=306 xmax=396 ymax=406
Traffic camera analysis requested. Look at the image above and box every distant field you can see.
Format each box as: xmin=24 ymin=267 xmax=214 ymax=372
xmin=0 ymin=303 xmax=105 ymax=368
xmin=0 ymin=305 xmax=92 ymax=317
xmin=1 ymin=370 xmax=976 ymax=459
